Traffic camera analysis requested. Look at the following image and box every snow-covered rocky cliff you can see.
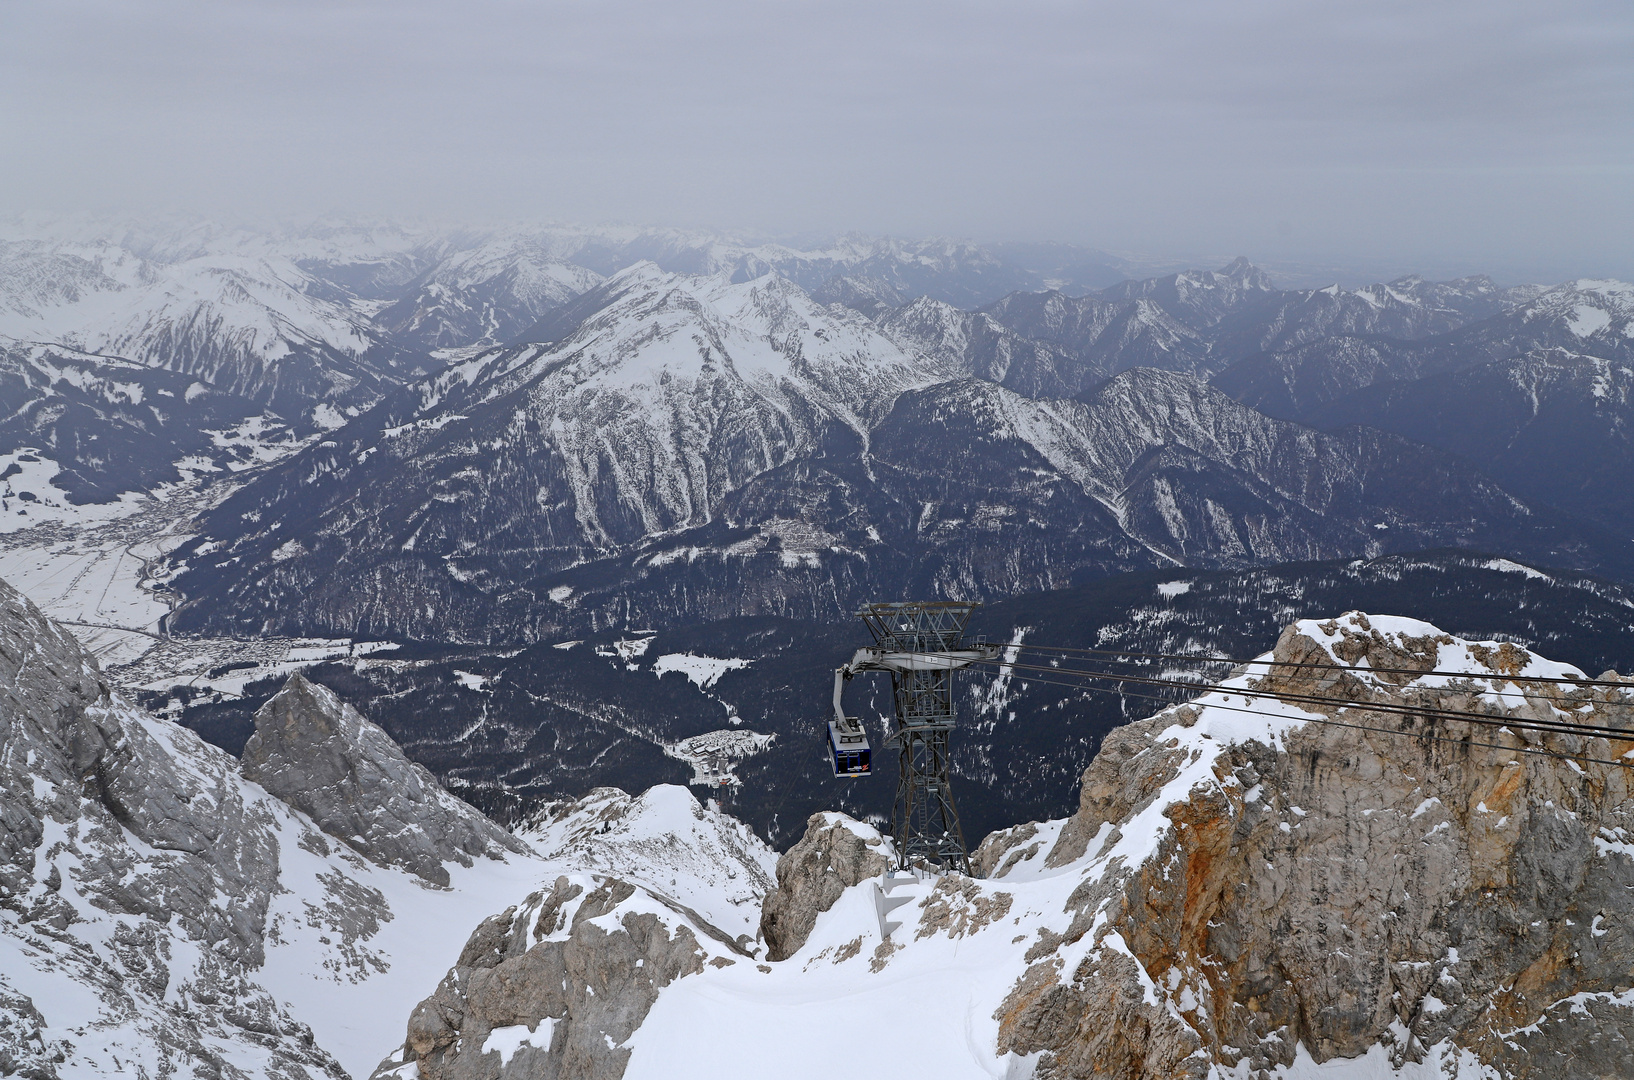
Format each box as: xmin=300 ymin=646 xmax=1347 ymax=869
xmin=388 ymin=612 xmax=1634 ymax=1080
xmin=0 ymin=571 xmax=550 ymax=1078
xmin=0 ymin=571 xmax=775 ymax=1079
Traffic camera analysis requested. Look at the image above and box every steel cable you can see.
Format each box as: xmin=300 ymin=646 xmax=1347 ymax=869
xmin=901 ymin=649 xmax=1634 ymax=768
xmin=984 ymin=638 xmax=1633 ymax=690
xmin=948 ymin=664 xmax=1634 ymax=771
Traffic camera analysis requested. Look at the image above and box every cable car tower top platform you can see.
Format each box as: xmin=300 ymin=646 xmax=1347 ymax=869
xmin=831 ymin=601 xmax=999 ymax=874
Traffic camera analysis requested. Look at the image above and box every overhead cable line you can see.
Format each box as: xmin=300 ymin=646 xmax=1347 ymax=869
xmin=998 ymin=643 xmax=1622 ymax=709
xmin=987 ymin=639 xmax=1634 ymax=690
xmin=960 ymin=665 xmax=1634 ymax=772
xmin=958 ymin=652 xmax=1634 ymax=743
xmin=926 ymin=650 xmax=1634 ymax=747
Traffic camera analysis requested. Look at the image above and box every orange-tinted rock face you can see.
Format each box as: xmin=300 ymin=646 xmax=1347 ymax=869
xmin=988 ymin=613 xmax=1634 ymax=1080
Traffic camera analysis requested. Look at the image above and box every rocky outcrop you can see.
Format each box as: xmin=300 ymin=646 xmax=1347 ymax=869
xmin=380 ymin=874 xmax=717 ymax=1080
xmin=759 ymin=812 xmax=894 ymax=961
xmin=986 ymin=612 xmax=1634 ymax=1079
xmin=374 ymin=784 xmax=777 ymax=1080
xmin=242 ymin=671 xmax=529 ymax=886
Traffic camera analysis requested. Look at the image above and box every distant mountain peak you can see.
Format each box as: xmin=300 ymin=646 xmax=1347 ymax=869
xmin=1218 ymin=254 xmax=1265 ymax=279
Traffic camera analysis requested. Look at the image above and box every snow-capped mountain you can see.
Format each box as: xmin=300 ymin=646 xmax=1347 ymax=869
xmin=976 ymin=288 xmax=1211 ymax=381
xmin=984 ymin=289 xmax=1220 ymax=380
xmin=875 ymin=296 xmax=1088 ymax=397
xmin=1205 ymin=272 xmax=1542 ymax=363
xmin=163 ymin=276 xmax=1634 ymax=647
xmin=161 ymin=265 xmax=976 ymax=640
xmin=0 ymin=240 xmax=408 ymax=419
xmin=1208 ymin=278 xmax=1634 ymax=540
xmin=1213 ymin=277 xmax=1634 ymax=422
xmin=1097 ymin=255 xmax=1279 ymax=329
xmin=372 ymin=236 xmax=604 ymax=353
xmin=984 ymin=263 xmax=1539 ymax=392
xmin=1474 ymin=277 xmax=1634 ymax=360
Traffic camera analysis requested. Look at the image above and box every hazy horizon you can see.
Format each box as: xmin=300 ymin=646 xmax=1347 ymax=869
xmin=4 ymin=1 xmax=1631 ymax=284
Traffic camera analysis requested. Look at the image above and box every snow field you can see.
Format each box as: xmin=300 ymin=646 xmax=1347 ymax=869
xmin=0 ymin=450 xmax=154 ymax=535
xmin=520 ymin=785 xmax=777 ymax=947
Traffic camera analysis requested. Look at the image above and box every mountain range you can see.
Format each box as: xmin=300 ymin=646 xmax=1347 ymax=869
xmin=6 ymin=216 xmax=1634 ymax=844
xmin=6 ymin=216 xmax=1634 ymax=1077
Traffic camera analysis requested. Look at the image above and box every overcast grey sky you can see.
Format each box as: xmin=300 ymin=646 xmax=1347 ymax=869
xmin=3 ymin=1 xmax=1631 ymax=279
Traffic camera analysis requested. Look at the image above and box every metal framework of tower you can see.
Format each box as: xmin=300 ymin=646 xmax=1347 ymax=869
xmin=831 ymin=601 xmax=998 ymax=875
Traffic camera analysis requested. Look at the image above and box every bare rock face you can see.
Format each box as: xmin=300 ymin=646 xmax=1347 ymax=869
xmin=242 ymin=672 xmax=528 ymax=885
xmin=986 ymin=612 xmax=1634 ymax=1080
xmin=759 ymin=811 xmax=894 ymax=961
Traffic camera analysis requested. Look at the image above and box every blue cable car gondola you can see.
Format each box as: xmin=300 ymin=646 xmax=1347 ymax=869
xmin=827 ymin=715 xmax=871 ymax=777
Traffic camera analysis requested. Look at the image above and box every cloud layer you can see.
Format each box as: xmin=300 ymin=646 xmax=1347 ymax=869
xmin=4 ymin=1 xmax=1631 ymax=278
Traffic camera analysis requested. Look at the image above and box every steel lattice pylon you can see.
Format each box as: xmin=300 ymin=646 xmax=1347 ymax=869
xmin=829 ymin=601 xmax=998 ymax=874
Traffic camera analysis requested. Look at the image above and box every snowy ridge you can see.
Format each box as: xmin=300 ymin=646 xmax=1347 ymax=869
xmin=0 ymin=244 xmax=381 ymax=368
xmin=374 ymin=235 xmax=604 ymax=352
xmin=1518 ymin=278 xmax=1634 ymax=342
xmin=519 ymin=785 xmax=777 ymax=948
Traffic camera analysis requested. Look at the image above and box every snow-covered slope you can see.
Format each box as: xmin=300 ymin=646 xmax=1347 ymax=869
xmin=518 ymin=786 xmax=777 ymax=950
xmin=0 ymin=572 xmax=776 ymax=1079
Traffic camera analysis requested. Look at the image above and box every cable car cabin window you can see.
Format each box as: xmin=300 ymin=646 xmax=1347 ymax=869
xmin=827 ymin=717 xmax=872 ymax=777
xmin=831 ymin=748 xmax=871 ymax=777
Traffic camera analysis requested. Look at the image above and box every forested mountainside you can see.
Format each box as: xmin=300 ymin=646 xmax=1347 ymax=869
xmin=156 ymin=550 xmax=1634 ymax=849
xmin=158 ymin=264 xmax=1634 ymax=647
